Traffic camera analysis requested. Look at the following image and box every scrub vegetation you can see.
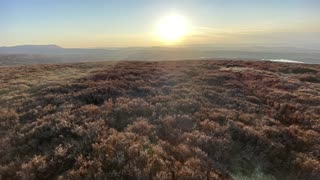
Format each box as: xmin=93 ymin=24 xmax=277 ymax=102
xmin=0 ymin=60 xmax=319 ymax=179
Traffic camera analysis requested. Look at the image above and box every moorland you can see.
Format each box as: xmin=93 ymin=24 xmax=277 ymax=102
xmin=0 ymin=60 xmax=319 ymax=179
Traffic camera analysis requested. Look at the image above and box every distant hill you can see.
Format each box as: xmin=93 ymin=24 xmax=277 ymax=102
xmin=0 ymin=45 xmax=319 ymax=66
xmin=0 ymin=44 xmax=64 ymax=54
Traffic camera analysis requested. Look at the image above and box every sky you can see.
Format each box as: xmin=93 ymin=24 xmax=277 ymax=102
xmin=1 ymin=0 xmax=320 ymax=48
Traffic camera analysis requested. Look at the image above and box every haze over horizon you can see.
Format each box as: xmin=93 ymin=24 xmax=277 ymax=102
xmin=1 ymin=0 xmax=320 ymax=48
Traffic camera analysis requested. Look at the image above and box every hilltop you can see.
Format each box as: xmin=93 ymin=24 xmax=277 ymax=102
xmin=0 ymin=60 xmax=319 ymax=179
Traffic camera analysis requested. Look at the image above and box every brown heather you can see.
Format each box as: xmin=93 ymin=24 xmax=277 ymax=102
xmin=0 ymin=60 xmax=319 ymax=179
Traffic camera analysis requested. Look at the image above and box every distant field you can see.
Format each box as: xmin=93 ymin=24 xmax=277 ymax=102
xmin=0 ymin=60 xmax=319 ymax=179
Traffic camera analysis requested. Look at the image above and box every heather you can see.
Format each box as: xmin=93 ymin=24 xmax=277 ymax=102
xmin=0 ymin=60 xmax=319 ymax=179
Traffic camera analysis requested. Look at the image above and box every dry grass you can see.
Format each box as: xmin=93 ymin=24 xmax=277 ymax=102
xmin=0 ymin=60 xmax=319 ymax=179
xmin=0 ymin=62 xmax=115 ymax=107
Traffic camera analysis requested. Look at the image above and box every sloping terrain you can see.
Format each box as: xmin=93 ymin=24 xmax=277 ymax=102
xmin=0 ymin=60 xmax=319 ymax=179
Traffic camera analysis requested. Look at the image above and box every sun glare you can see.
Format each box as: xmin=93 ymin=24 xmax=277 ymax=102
xmin=156 ymin=14 xmax=189 ymax=44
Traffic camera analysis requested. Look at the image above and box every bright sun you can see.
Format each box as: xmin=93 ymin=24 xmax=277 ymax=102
xmin=156 ymin=14 xmax=189 ymax=44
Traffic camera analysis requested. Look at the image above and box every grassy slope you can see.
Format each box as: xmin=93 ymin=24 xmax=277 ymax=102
xmin=0 ymin=60 xmax=319 ymax=179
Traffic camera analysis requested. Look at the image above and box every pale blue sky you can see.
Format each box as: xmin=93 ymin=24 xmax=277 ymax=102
xmin=1 ymin=0 xmax=319 ymax=47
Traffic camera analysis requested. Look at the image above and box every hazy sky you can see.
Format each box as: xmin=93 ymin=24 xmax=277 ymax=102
xmin=1 ymin=0 xmax=320 ymax=48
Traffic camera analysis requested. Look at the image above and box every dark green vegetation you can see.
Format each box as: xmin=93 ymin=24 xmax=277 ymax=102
xmin=0 ymin=60 xmax=319 ymax=179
